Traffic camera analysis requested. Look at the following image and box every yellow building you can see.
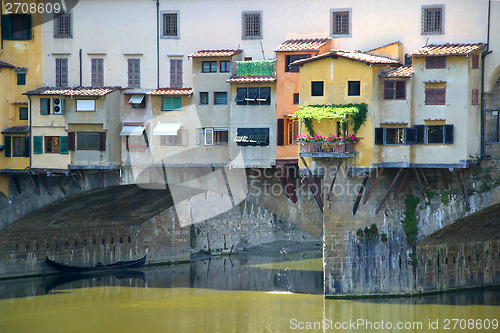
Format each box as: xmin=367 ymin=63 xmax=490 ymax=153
xmin=0 ymin=7 xmax=43 ymax=197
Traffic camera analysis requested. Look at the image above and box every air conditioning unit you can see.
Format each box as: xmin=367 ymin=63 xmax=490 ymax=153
xmin=53 ymin=98 xmax=65 ymax=115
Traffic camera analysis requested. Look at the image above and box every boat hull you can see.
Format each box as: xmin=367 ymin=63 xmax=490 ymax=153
xmin=45 ymin=255 xmax=147 ymax=273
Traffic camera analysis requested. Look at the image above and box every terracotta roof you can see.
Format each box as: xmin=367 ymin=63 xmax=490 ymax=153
xmin=0 ymin=60 xmax=16 ymax=68
xmin=11 ymin=101 xmax=28 ymax=105
xmin=274 ymin=38 xmax=331 ymax=52
xmin=291 ymin=50 xmax=399 ymax=66
xmin=424 ymin=118 xmax=446 ymax=121
xmin=24 ymin=86 xmax=121 ymax=96
xmin=1 ymin=126 xmax=30 ymax=134
xmin=228 ymin=76 xmax=277 ymax=83
xmin=411 ymin=43 xmax=485 ymax=57
xmin=148 ymin=88 xmax=193 ymax=95
xmin=190 ymin=49 xmax=243 ymax=57
xmin=380 ymin=122 xmax=408 ymax=125
xmin=380 ymin=66 xmax=414 ymax=78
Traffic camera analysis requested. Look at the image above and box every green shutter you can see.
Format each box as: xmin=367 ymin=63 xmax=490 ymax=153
xmin=34 ymin=136 xmax=43 ymax=154
xmin=162 ymin=97 xmax=181 ymax=111
xmin=60 ymin=136 xmax=68 ymax=154
xmin=1 ymin=15 xmax=13 ymax=40
xmin=24 ymin=136 xmax=30 ymax=157
xmin=4 ymin=136 xmax=11 ymax=157
xmin=40 ymin=98 xmax=50 ymax=115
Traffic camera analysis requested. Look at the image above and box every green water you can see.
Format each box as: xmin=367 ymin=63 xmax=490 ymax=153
xmin=0 ymin=252 xmax=498 ymax=333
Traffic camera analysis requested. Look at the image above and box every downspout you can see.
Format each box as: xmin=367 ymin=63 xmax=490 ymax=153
xmin=481 ymin=0 xmax=492 ymax=158
xmin=79 ymin=49 xmax=82 ymax=87
xmin=27 ymin=95 xmax=32 ymax=170
xmin=1 ymin=3 xmax=3 ymax=50
xmin=156 ymin=0 xmax=160 ymax=89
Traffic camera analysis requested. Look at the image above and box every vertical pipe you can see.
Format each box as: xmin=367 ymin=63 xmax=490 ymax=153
xmin=79 ymin=49 xmax=82 ymax=86
xmin=156 ymin=0 xmax=160 ymax=89
xmin=27 ymin=96 xmax=32 ymax=170
xmin=481 ymin=0 xmax=492 ymax=157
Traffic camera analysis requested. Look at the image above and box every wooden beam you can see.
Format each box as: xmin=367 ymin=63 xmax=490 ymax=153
xmin=69 ymin=173 xmax=81 ymax=189
xmin=440 ymin=169 xmax=450 ymax=190
xmin=277 ymin=164 xmax=297 ymax=204
xmin=36 ymin=174 xmax=52 ymax=196
xmin=376 ymin=168 xmax=403 ymax=214
xmin=11 ymin=175 xmax=22 ymax=194
xmin=352 ymin=174 xmax=369 ymax=216
xmin=413 ymin=168 xmax=429 ymax=202
xmin=300 ymin=157 xmax=323 ymax=213
xmin=29 ymin=174 xmax=40 ymax=195
xmin=457 ymin=169 xmax=470 ymax=207
xmin=363 ymin=167 xmax=384 ymax=204
xmin=52 ymin=176 xmax=66 ymax=195
xmin=327 ymin=160 xmax=342 ymax=200
xmin=77 ymin=170 xmax=85 ymax=183
xmin=114 ymin=169 xmax=121 ymax=182
xmin=393 ymin=169 xmax=409 ymax=200
xmin=419 ymin=168 xmax=430 ymax=189
xmin=99 ymin=171 xmax=105 ymax=187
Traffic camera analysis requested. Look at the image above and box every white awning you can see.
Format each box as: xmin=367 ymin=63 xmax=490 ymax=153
xmin=128 ymin=94 xmax=145 ymax=104
xmin=120 ymin=125 xmax=145 ymax=136
xmin=153 ymin=123 xmax=182 ymax=135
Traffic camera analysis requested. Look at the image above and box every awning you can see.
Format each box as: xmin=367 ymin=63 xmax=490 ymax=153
xmin=119 ymin=125 xmax=145 ymax=136
xmin=153 ymin=123 xmax=182 ymax=136
xmin=1 ymin=126 xmax=30 ymax=134
xmin=235 ymin=89 xmax=247 ymax=103
xmin=128 ymin=94 xmax=145 ymax=104
xmin=245 ymin=88 xmax=259 ymax=101
xmin=257 ymin=90 xmax=270 ymax=102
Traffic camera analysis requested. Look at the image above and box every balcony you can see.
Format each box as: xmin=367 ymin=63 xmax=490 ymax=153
xmin=298 ymin=141 xmax=358 ymax=158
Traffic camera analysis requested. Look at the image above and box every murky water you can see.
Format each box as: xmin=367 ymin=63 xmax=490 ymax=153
xmin=0 ymin=250 xmax=498 ymax=333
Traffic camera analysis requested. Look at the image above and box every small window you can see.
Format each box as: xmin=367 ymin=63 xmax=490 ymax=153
xmin=426 ymin=56 xmax=446 ymax=69
xmin=236 ymin=88 xmax=247 ymax=105
xmin=53 ymin=11 xmax=72 ymax=38
xmin=162 ymin=97 xmax=182 ymax=111
xmin=170 ymin=59 xmax=183 ymax=88
xmin=214 ymin=128 xmax=229 ymax=145
xmin=331 ymin=10 xmax=350 ymax=36
xmin=235 ymin=128 xmax=269 ymax=146
xmin=1 ymin=14 xmax=32 ymax=40
xmin=91 ymin=58 xmax=104 ymax=87
xmin=311 ymin=81 xmax=324 ymax=96
xmin=285 ymin=54 xmax=311 ymax=72
xmin=17 ymin=73 xmax=26 ymax=85
xmin=427 ymin=126 xmax=444 ymax=144
xmin=385 ymin=128 xmax=405 ymax=144
xmin=202 ymin=61 xmax=217 ymax=73
xmin=40 ymin=98 xmax=50 ymax=115
xmin=56 ymin=58 xmax=68 ymax=87
xmin=19 ymin=107 xmax=28 ymax=120
xmin=293 ymin=93 xmax=299 ymax=105
xmin=200 ymin=92 xmax=209 ymax=105
xmin=425 ymin=88 xmax=446 ymax=105
xmin=77 ymin=132 xmax=100 ymax=150
xmin=384 ymin=81 xmax=406 ymax=100
xmin=127 ymin=59 xmax=141 ymax=88
xmin=214 ymin=92 xmax=227 ymax=105
xmin=348 ymin=81 xmax=360 ymax=96
xmin=246 ymin=87 xmax=259 ymax=105
xmin=242 ymin=11 xmax=262 ymax=39
xmin=220 ymin=61 xmax=230 ymax=73
xmin=128 ymin=95 xmax=145 ymax=109
xmin=45 ymin=136 xmax=61 ymax=153
xmin=12 ymin=137 xmax=27 ymax=157
xmin=257 ymin=87 xmax=271 ymax=105
xmin=76 ymin=99 xmax=96 ymax=111
xmin=162 ymin=12 xmax=179 ymax=38
xmin=422 ymin=5 xmax=444 ymax=35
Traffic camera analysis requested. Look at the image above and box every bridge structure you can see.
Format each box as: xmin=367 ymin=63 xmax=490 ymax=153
xmin=0 ymin=161 xmax=499 ymax=297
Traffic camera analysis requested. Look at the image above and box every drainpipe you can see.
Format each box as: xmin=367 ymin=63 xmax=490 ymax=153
xmin=481 ymin=0 xmax=492 ymax=158
xmin=156 ymin=0 xmax=160 ymax=89
xmin=1 ymin=4 xmax=3 ymax=50
xmin=27 ymin=95 xmax=32 ymax=171
xmin=79 ymin=49 xmax=82 ymax=87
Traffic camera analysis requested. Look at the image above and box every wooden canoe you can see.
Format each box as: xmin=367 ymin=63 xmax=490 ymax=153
xmin=45 ymin=255 xmax=146 ymax=273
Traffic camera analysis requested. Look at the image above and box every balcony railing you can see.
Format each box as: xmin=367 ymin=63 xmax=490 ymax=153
xmin=298 ymin=141 xmax=358 ymax=157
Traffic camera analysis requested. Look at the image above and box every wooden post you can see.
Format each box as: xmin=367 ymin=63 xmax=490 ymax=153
xmin=114 ymin=169 xmax=121 ymax=182
xmin=375 ymin=168 xmax=403 ymax=214
xmin=457 ymin=169 xmax=470 ymax=207
xmin=363 ymin=167 xmax=384 ymax=204
xmin=440 ymin=169 xmax=450 ymax=190
xmin=393 ymin=169 xmax=408 ymax=200
xmin=419 ymin=168 xmax=430 ymax=189
xmin=99 ymin=171 xmax=105 ymax=187
xmin=300 ymin=157 xmax=324 ymax=213
xmin=52 ymin=176 xmax=66 ymax=195
xmin=69 ymin=173 xmax=81 ymax=189
xmin=11 ymin=175 xmax=22 ymax=194
xmin=77 ymin=170 xmax=85 ymax=183
xmin=36 ymin=174 xmax=52 ymax=196
xmin=352 ymin=174 xmax=369 ymax=215
xmin=413 ymin=168 xmax=429 ymax=202
xmin=327 ymin=160 xmax=342 ymax=200
xmin=29 ymin=174 xmax=40 ymax=195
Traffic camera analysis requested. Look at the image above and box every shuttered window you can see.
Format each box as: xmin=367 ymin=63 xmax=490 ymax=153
xmin=170 ymin=59 xmax=183 ymax=88
xmin=214 ymin=92 xmax=227 ymax=105
xmin=277 ymin=119 xmax=285 ymax=146
xmin=472 ymin=55 xmax=480 ymax=69
xmin=1 ymin=14 xmax=32 ymax=40
xmin=19 ymin=107 xmax=28 ymax=120
xmin=162 ymin=97 xmax=182 ymax=111
xmin=285 ymin=54 xmax=311 ymax=72
xmin=60 ymin=136 xmax=69 ymax=154
xmin=127 ymin=59 xmax=141 ymax=88
xmin=91 ymin=58 xmax=104 ymax=87
xmin=34 ymin=136 xmax=43 ymax=154
xmin=425 ymin=88 xmax=446 ymax=105
xmin=444 ymin=125 xmax=454 ymax=144
xmin=40 ymin=98 xmax=50 ymax=115
xmin=4 ymin=136 xmax=11 ymax=157
xmin=53 ymin=11 xmax=72 ymax=38
xmin=384 ymin=81 xmax=406 ymax=100
xmin=56 ymin=58 xmax=68 ymax=87
xmin=472 ymin=89 xmax=479 ymax=105
xmin=68 ymin=132 xmax=75 ymax=151
xmin=311 ymin=81 xmax=324 ymax=96
xmin=425 ymin=56 xmax=446 ymax=69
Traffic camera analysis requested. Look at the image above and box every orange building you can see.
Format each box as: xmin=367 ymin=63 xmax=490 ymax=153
xmin=274 ymin=38 xmax=332 ymax=164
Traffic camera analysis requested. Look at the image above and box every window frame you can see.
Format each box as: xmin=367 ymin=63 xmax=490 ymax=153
xmin=214 ymin=91 xmax=228 ymax=105
xmin=421 ymin=4 xmax=445 ymax=35
xmin=293 ymin=93 xmax=299 ymax=105
xmin=285 ymin=54 xmax=311 ymax=73
xmin=161 ymin=11 xmax=180 ymax=39
xmin=1 ymin=14 xmax=32 ymax=40
xmin=16 ymin=72 xmax=26 ymax=85
xmin=425 ymin=56 xmax=446 ymax=69
xmin=384 ymin=80 xmax=406 ymax=100
xmin=348 ymin=81 xmax=361 ymax=96
xmin=76 ymin=99 xmax=96 ymax=111
xmin=55 ymin=58 xmax=69 ymax=87
xmin=44 ymin=136 xmax=61 ymax=154
xmin=242 ymin=11 xmax=262 ymax=40
xmin=19 ymin=107 xmax=28 ymax=120
xmin=162 ymin=96 xmax=182 ymax=111
xmin=76 ymin=132 xmax=100 ymax=151
xmin=53 ymin=10 xmax=72 ymax=38
xmin=160 ymin=132 xmax=183 ymax=146
xmin=170 ymin=58 xmax=183 ymax=88
xmin=12 ymin=137 xmax=27 ymax=157
xmin=202 ymin=61 xmax=217 ymax=73
xmin=199 ymin=92 xmax=209 ymax=105
xmin=127 ymin=58 xmax=141 ymax=88
xmin=91 ymin=58 xmax=104 ymax=88
xmin=425 ymin=88 xmax=446 ymax=105
xmin=311 ymin=81 xmax=324 ymax=97
xmin=220 ymin=61 xmax=230 ymax=73
xmin=330 ymin=8 xmax=352 ymax=38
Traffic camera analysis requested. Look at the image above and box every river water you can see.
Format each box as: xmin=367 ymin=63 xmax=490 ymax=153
xmin=0 ymin=249 xmax=498 ymax=332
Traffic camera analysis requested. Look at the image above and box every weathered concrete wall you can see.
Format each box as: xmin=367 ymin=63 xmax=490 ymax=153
xmin=191 ymin=200 xmax=318 ymax=253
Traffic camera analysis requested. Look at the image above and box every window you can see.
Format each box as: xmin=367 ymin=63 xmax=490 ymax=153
xmin=45 ymin=136 xmax=61 ymax=153
xmin=385 ymin=128 xmax=405 ymax=144
xmin=128 ymin=59 xmax=140 ymax=88
xmin=236 ymin=87 xmax=271 ymax=105
xmin=91 ymin=58 xmax=104 ymax=87
xmin=384 ymin=81 xmax=406 ymax=100
xmin=331 ymin=10 xmax=350 ymax=36
xmin=162 ymin=12 xmax=179 ymax=38
xmin=214 ymin=92 xmax=227 ymax=105
xmin=472 ymin=55 xmax=480 ymax=69
xmin=422 ymin=5 xmax=444 ymax=35
xmin=285 ymin=54 xmax=311 ymax=72
xmin=472 ymin=89 xmax=479 ymax=105
xmin=348 ymin=81 xmax=360 ymax=96
xmin=162 ymin=97 xmax=182 ymax=111
xmin=77 ymin=132 xmax=101 ymax=150
xmin=128 ymin=95 xmax=146 ymax=109
xmin=425 ymin=88 xmax=446 ymax=105
xmin=220 ymin=61 xmax=230 ymax=73
xmin=288 ymin=120 xmax=299 ymax=145
xmin=202 ymin=61 xmax=217 ymax=73
xmin=1 ymin=14 xmax=32 ymax=40
xmin=426 ymin=56 xmax=446 ymax=69
xmin=234 ymin=128 xmax=269 ymax=146
xmin=19 ymin=107 xmax=28 ymax=120
xmin=17 ymin=73 xmax=26 ymax=85
xmin=53 ymin=11 xmax=72 ymax=38
xmin=76 ymin=99 xmax=96 ymax=111
xmin=311 ymin=81 xmax=324 ymax=96
xmin=170 ymin=59 xmax=182 ymax=88
xmin=427 ymin=126 xmax=443 ymax=144
xmin=200 ymin=92 xmax=209 ymax=105
xmin=56 ymin=58 xmax=68 ymax=87
xmin=160 ymin=133 xmax=183 ymax=146
xmin=12 ymin=137 xmax=27 ymax=157
xmin=242 ymin=11 xmax=262 ymax=39
xmin=375 ymin=125 xmax=453 ymax=145
xmin=198 ymin=128 xmax=229 ymax=146
xmin=293 ymin=93 xmax=299 ymax=105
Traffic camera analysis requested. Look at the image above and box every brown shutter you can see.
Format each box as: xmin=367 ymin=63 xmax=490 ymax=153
xmin=472 ymin=54 xmax=479 ymax=69
xmin=472 ymin=89 xmax=479 ymax=105
xmin=98 ymin=132 xmax=106 ymax=151
xmin=424 ymin=89 xmax=433 ymax=104
xmin=384 ymin=81 xmax=394 ymax=99
xmin=277 ymin=119 xmax=284 ymax=146
xmin=436 ymin=89 xmax=446 ymax=105
xmin=170 ymin=59 xmax=182 ymax=88
xmin=68 ymin=131 xmax=75 ymax=150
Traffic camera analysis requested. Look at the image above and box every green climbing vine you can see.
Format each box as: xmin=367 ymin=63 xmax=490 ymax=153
xmin=236 ymin=60 xmax=276 ymax=76
xmin=403 ymin=194 xmax=420 ymax=268
xmin=293 ymin=103 xmax=368 ymax=134
xmin=303 ymin=118 xmax=315 ymax=136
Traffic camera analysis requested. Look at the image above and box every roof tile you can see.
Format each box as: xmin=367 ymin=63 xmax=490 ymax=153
xmin=274 ymin=38 xmax=331 ymax=52
xmin=24 ymin=86 xmax=121 ymax=96
xmin=380 ymin=65 xmax=414 ymax=78
xmin=411 ymin=43 xmax=485 ymax=57
xmin=291 ymin=50 xmax=399 ymax=67
xmin=190 ymin=49 xmax=243 ymax=57
xmin=1 ymin=126 xmax=29 ymax=134
xmin=0 ymin=60 xmax=16 ymax=69
xmin=148 ymin=88 xmax=193 ymax=95
xmin=228 ymin=76 xmax=276 ymax=83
